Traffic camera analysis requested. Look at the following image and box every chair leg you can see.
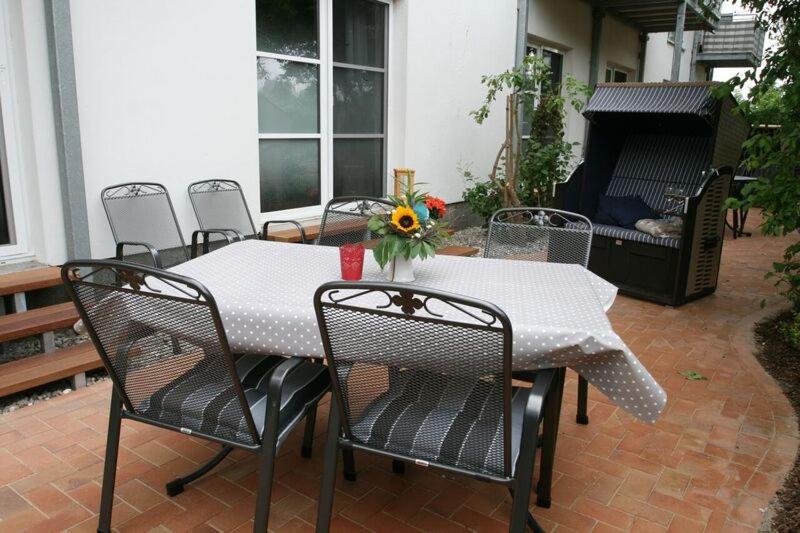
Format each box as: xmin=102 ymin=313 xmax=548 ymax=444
xmin=316 ymin=402 xmax=342 ymax=533
xmin=301 ymin=405 xmax=317 ymax=458
xmin=165 ymin=445 xmax=232 ymax=497
xmin=97 ymin=390 xmax=123 ymax=533
xmin=392 ymin=459 xmax=405 ymax=474
xmin=342 ymin=447 xmax=357 ymax=482
xmin=537 ymin=368 xmax=565 ymax=508
xmin=253 ymin=405 xmax=281 ymax=532
xmin=576 ymin=375 xmax=589 ymax=425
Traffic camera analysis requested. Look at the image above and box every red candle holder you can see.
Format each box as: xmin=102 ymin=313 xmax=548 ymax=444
xmin=339 ymin=243 xmax=365 ymax=281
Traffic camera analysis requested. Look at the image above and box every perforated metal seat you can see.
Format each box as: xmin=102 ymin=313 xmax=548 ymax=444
xmin=316 ymin=196 xmax=393 ymax=247
xmin=314 ymin=282 xmax=556 ymax=532
xmin=62 ymin=260 xmax=329 ymax=532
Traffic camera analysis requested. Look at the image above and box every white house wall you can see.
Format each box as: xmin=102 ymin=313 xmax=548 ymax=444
xmin=645 ymin=31 xmax=697 ymax=82
xmin=69 ymin=0 xmax=258 ymax=259
xmin=395 ymin=0 xmax=517 ymax=204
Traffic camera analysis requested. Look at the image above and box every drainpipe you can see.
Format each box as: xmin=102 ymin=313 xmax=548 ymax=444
xmin=638 ymin=32 xmax=648 ymax=82
xmin=515 ymin=0 xmax=529 ymax=67
xmin=44 ymin=0 xmax=90 ymax=260
xmin=584 ymin=6 xmax=604 ymax=154
xmin=671 ymin=0 xmax=687 ymax=81
xmin=689 ymin=31 xmax=702 ymax=81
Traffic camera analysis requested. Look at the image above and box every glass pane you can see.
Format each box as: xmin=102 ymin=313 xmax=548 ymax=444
xmin=334 ymin=138 xmax=382 ymax=197
xmin=256 ymin=0 xmax=318 ymax=58
xmin=333 ymin=0 xmax=386 ymax=68
xmin=333 ymin=68 xmax=383 ymax=134
xmin=259 ymin=139 xmax=320 ymax=212
xmin=614 ymin=70 xmax=628 ymax=82
xmin=257 ymin=58 xmax=319 ymax=134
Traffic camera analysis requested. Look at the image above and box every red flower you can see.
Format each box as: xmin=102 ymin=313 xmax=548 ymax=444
xmin=425 ymin=196 xmax=447 ymax=219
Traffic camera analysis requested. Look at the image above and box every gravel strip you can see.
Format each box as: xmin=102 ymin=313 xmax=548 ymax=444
xmin=0 ymin=329 xmax=108 ymax=415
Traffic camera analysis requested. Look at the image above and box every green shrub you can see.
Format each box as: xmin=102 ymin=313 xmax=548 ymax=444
xmin=461 ymin=169 xmax=502 ymax=225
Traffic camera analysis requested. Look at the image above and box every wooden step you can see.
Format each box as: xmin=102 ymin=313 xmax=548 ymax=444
xmin=0 ymin=302 xmax=80 ymax=343
xmin=0 ymin=267 xmax=63 ymax=297
xmin=438 ymin=245 xmax=480 ymax=257
xmin=0 ymin=343 xmax=102 ymax=398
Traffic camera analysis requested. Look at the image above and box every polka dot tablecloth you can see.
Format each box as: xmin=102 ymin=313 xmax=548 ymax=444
xmin=169 ymin=240 xmax=667 ymax=423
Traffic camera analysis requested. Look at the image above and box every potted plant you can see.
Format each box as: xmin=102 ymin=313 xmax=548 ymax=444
xmin=367 ymin=188 xmax=449 ymax=282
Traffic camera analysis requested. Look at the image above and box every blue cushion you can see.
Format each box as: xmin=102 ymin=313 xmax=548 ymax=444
xmin=595 ymin=194 xmax=656 ymax=230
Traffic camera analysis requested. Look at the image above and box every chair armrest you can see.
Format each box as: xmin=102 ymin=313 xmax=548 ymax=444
xmin=263 ymin=220 xmax=307 ymax=244
xmin=521 ymin=369 xmax=555 ymax=434
xmin=190 ymin=229 xmax=244 ymax=258
xmin=267 ymin=357 xmax=307 ymax=400
xmin=116 ymin=241 xmax=162 ymax=268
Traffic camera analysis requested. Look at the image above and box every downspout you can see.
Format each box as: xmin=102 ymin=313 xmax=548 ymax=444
xmin=584 ymin=6 xmax=604 ymax=155
xmin=515 ymin=0 xmax=529 ymax=67
xmin=671 ymin=0 xmax=688 ymax=81
xmin=44 ymin=0 xmax=90 ymax=260
xmin=638 ymin=32 xmax=648 ymax=82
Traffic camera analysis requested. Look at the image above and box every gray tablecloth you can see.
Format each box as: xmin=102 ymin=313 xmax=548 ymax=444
xmin=168 ymin=240 xmax=666 ymax=423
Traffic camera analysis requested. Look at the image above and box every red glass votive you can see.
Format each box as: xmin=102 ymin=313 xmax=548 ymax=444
xmin=339 ymin=243 xmax=365 ymax=280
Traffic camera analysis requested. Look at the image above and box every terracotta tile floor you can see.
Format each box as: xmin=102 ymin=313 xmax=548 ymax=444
xmin=1 ymin=211 xmax=797 ymax=532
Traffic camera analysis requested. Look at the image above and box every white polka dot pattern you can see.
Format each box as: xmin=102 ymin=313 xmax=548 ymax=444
xmin=168 ymin=240 xmax=667 ymax=423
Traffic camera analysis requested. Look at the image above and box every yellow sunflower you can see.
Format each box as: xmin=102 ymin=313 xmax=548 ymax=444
xmin=391 ymin=206 xmax=421 ymax=233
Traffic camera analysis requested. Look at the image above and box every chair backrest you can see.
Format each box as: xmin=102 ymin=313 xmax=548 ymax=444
xmin=605 ymin=134 xmax=712 ymax=212
xmin=188 ymin=179 xmax=257 ymax=237
xmin=62 ymin=260 xmax=260 ymax=447
xmin=102 ymin=182 xmax=189 ymax=265
xmin=485 ymin=208 xmax=593 ymax=267
xmin=315 ymin=281 xmax=514 ymax=478
xmin=316 ymin=196 xmax=392 ymax=247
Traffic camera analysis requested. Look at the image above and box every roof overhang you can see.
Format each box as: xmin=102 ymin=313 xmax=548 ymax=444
xmin=591 ymin=0 xmax=721 ymax=33
xmin=584 ymin=82 xmax=720 ymax=121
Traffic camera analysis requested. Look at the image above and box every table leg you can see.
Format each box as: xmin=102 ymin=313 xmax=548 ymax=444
xmin=536 ymin=367 xmax=565 ymax=508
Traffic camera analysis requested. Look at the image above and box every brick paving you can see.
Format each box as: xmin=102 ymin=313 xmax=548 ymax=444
xmin=0 ymin=211 xmax=797 ymax=532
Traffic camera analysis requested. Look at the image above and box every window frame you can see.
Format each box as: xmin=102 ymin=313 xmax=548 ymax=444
xmin=604 ymin=65 xmax=631 ymax=83
xmin=257 ymin=0 xmax=390 ymax=222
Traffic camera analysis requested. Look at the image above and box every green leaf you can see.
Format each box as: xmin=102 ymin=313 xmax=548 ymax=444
xmin=367 ymin=216 xmax=384 ymax=232
xmin=679 ymin=370 xmax=708 ymax=381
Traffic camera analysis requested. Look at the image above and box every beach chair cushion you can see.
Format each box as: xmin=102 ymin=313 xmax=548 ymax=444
xmin=592 ymin=223 xmax=681 ymax=249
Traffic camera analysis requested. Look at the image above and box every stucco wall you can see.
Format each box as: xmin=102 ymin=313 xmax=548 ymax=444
xmin=397 ymin=0 xmax=517 ymax=203
xmin=644 ymin=31 xmax=697 ymax=82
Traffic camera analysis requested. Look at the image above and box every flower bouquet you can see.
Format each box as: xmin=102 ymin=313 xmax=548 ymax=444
xmin=367 ymin=188 xmax=449 ymax=282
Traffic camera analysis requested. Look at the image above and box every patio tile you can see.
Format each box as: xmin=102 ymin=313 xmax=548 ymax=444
xmin=0 ymin=211 xmax=798 ymax=532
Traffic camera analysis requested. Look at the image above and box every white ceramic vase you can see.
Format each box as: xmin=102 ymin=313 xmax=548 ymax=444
xmin=386 ymin=255 xmax=415 ymax=282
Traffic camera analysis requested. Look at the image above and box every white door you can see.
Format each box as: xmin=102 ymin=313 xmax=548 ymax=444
xmin=0 ymin=3 xmax=29 ymax=261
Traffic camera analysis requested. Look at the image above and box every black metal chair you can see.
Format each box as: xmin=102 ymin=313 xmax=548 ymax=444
xmin=102 ymin=182 xmax=239 ymax=268
xmin=314 ymin=282 xmax=557 ymax=532
xmin=62 ymin=260 xmax=329 ymax=532
xmin=188 ymin=179 xmax=308 ymax=247
xmin=485 ymin=207 xmax=594 ymax=426
xmin=316 ymin=196 xmax=393 ymax=247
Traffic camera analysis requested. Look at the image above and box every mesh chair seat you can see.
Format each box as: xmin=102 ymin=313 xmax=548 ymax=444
xmin=349 ymin=368 xmax=530 ymax=477
xmin=591 ymin=223 xmax=681 ymax=249
xmin=138 ymin=354 xmax=329 ymax=447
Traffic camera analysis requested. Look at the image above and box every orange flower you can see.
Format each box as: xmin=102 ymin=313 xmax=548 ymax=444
xmin=425 ymin=196 xmax=446 ymax=219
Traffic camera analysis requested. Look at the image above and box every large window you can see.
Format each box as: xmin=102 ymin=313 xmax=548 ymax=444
xmin=256 ymin=0 xmax=388 ymax=215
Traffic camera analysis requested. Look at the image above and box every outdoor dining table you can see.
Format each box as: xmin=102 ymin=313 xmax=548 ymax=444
xmin=160 ymin=238 xmax=667 ymax=508
xmin=167 ymin=239 xmax=667 ymax=424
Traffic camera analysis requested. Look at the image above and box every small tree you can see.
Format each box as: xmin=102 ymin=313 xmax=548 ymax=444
xmin=464 ymin=55 xmax=590 ymax=217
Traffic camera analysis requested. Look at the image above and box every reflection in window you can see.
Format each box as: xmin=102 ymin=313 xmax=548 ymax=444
xmin=333 ymin=68 xmax=383 ymax=134
xmin=257 ymin=58 xmax=319 ymax=134
xmin=256 ymin=0 xmax=318 ymax=58
xmin=259 ymin=140 xmax=320 ymax=212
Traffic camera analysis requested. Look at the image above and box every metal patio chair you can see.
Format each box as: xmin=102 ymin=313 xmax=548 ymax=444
xmin=314 ymin=281 xmax=557 ymax=532
xmin=316 ymin=196 xmax=393 ymax=247
xmin=485 ymin=207 xmax=594 ymax=426
xmin=102 ymin=182 xmax=239 ymax=268
xmin=188 ymin=179 xmax=308 ymax=248
xmin=62 ymin=260 xmax=329 ymax=532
